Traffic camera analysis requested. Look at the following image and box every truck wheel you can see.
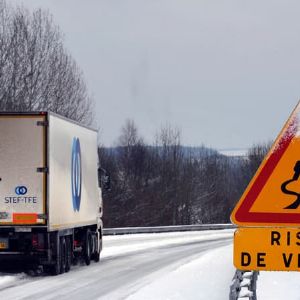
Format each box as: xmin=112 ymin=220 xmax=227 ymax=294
xmin=65 ymin=236 xmax=72 ymax=272
xmin=84 ymin=230 xmax=91 ymax=266
xmin=93 ymin=233 xmax=101 ymax=262
xmin=93 ymin=251 xmax=100 ymax=262
xmin=51 ymin=238 xmax=61 ymax=276
xmin=60 ymin=237 xmax=66 ymax=274
xmin=51 ymin=260 xmax=61 ymax=276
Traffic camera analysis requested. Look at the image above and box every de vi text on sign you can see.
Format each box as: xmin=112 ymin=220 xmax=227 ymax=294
xmin=234 ymin=227 xmax=300 ymax=271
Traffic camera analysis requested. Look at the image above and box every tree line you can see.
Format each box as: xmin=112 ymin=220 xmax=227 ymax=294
xmin=99 ymin=120 xmax=271 ymax=227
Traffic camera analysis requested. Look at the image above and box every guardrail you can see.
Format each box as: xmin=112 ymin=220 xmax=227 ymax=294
xmin=229 ymin=270 xmax=259 ymax=300
xmin=103 ymin=224 xmax=236 ymax=235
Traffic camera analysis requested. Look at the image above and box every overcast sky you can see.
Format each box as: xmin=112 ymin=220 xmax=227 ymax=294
xmin=12 ymin=0 xmax=300 ymax=148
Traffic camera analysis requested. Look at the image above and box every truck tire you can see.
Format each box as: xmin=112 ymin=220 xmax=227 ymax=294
xmin=51 ymin=259 xmax=61 ymax=276
xmin=60 ymin=237 xmax=67 ymax=274
xmin=65 ymin=236 xmax=72 ymax=272
xmin=93 ymin=251 xmax=100 ymax=262
xmin=93 ymin=233 xmax=101 ymax=262
xmin=84 ymin=230 xmax=91 ymax=266
xmin=51 ymin=237 xmax=61 ymax=276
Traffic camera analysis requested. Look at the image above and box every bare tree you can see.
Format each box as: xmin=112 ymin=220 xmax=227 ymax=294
xmin=154 ymin=124 xmax=184 ymax=224
xmin=117 ymin=119 xmax=146 ymax=183
xmin=247 ymin=142 xmax=272 ymax=176
xmin=0 ymin=1 xmax=93 ymax=125
xmin=118 ymin=119 xmax=141 ymax=147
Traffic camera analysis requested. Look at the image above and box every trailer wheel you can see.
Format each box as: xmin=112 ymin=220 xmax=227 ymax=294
xmin=93 ymin=232 xmax=101 ymax=263
xmin=93 ymin=251 xmax=100 ymax=262
xmin=51 ymin=237 xmax=61 ymax=276
xmin=84 ymin=230 xmax=91 ymax=266
xmin=51 ymin=259 xmax=61 ymax=276
xmin=60 ymin=237 xmax=67 ymax=274
xmin=65 ymin=236 xmax=72 ymax=272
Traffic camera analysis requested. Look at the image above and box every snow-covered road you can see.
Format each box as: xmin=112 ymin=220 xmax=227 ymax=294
xmin=0 ymin=230 xmax=234 ymax=300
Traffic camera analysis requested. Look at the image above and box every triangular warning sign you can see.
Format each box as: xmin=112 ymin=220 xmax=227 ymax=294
xmin=231 ymin=101 xmax=300 ymax=226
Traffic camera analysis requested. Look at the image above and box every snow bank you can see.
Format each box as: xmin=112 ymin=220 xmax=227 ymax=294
xmin=0 ymin=273 xmax=27 ymax=290
xmin=125 ymin=244 xmax=234 ymax=300
xmin=257 ymin=271 xmax=300 ymax=299
xmin=102 ymin=229 xmax=234 ymax=259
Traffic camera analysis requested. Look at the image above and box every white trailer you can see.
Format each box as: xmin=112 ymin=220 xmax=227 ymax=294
xmin=0 ymin=112 xmax=105 ymax=274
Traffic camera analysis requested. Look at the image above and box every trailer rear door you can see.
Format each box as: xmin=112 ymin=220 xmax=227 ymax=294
xmin=0 ymin=114 xmax=46 ymax=226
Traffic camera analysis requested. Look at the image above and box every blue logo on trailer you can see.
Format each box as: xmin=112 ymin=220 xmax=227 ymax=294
xmin=71 ymin=137 xmax=82 ymax=211
xmin=15 ymin=186 xmax=27 ymax=195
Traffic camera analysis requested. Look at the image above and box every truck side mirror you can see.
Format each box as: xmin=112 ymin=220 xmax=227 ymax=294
xmin=98 ymin=168 xmax=111 ymax=191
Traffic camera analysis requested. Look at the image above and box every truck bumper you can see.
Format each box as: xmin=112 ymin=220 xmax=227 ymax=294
xmin=0 ymin=251 xmax=49 ymax=265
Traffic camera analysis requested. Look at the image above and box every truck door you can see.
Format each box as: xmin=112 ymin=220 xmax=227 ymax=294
xmin=0 ymin=114 xmax=47 ymax=225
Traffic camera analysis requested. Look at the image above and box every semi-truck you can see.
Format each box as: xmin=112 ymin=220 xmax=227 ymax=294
xmin=0 ymin=112 xmax=106 ymax=275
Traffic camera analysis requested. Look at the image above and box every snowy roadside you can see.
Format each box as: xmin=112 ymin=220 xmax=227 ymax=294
xmin=125 ymin=244 xmax=234 ymax=300
xmin=101 ymin=229 xmax=234 ymax=259
xmin=0 ymin=273 xmax=28 ymax=291
xmin=257 ymin=271 xmax=300 ymax=299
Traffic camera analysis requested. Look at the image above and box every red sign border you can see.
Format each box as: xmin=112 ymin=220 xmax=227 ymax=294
xmin=233 ymin=113 xmax=300 ymax=224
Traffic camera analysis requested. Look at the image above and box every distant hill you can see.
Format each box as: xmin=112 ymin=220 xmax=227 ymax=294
xmin=101 ymin=145 xmax=220 ymax=158
xmin=217 ymin=148 xmax=248 ymax=158
xmin=101 ymin=145 xmax=248 ymax=158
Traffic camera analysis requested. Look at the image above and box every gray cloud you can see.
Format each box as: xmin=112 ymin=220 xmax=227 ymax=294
xmin=12 ymin=0 xmax=300 ymax=148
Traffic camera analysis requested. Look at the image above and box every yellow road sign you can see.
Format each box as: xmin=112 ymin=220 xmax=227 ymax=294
xmin=234 ymin=227 xmax=300 ymax=271
xmin=231 ymin=101 xmax=300 ymax=226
